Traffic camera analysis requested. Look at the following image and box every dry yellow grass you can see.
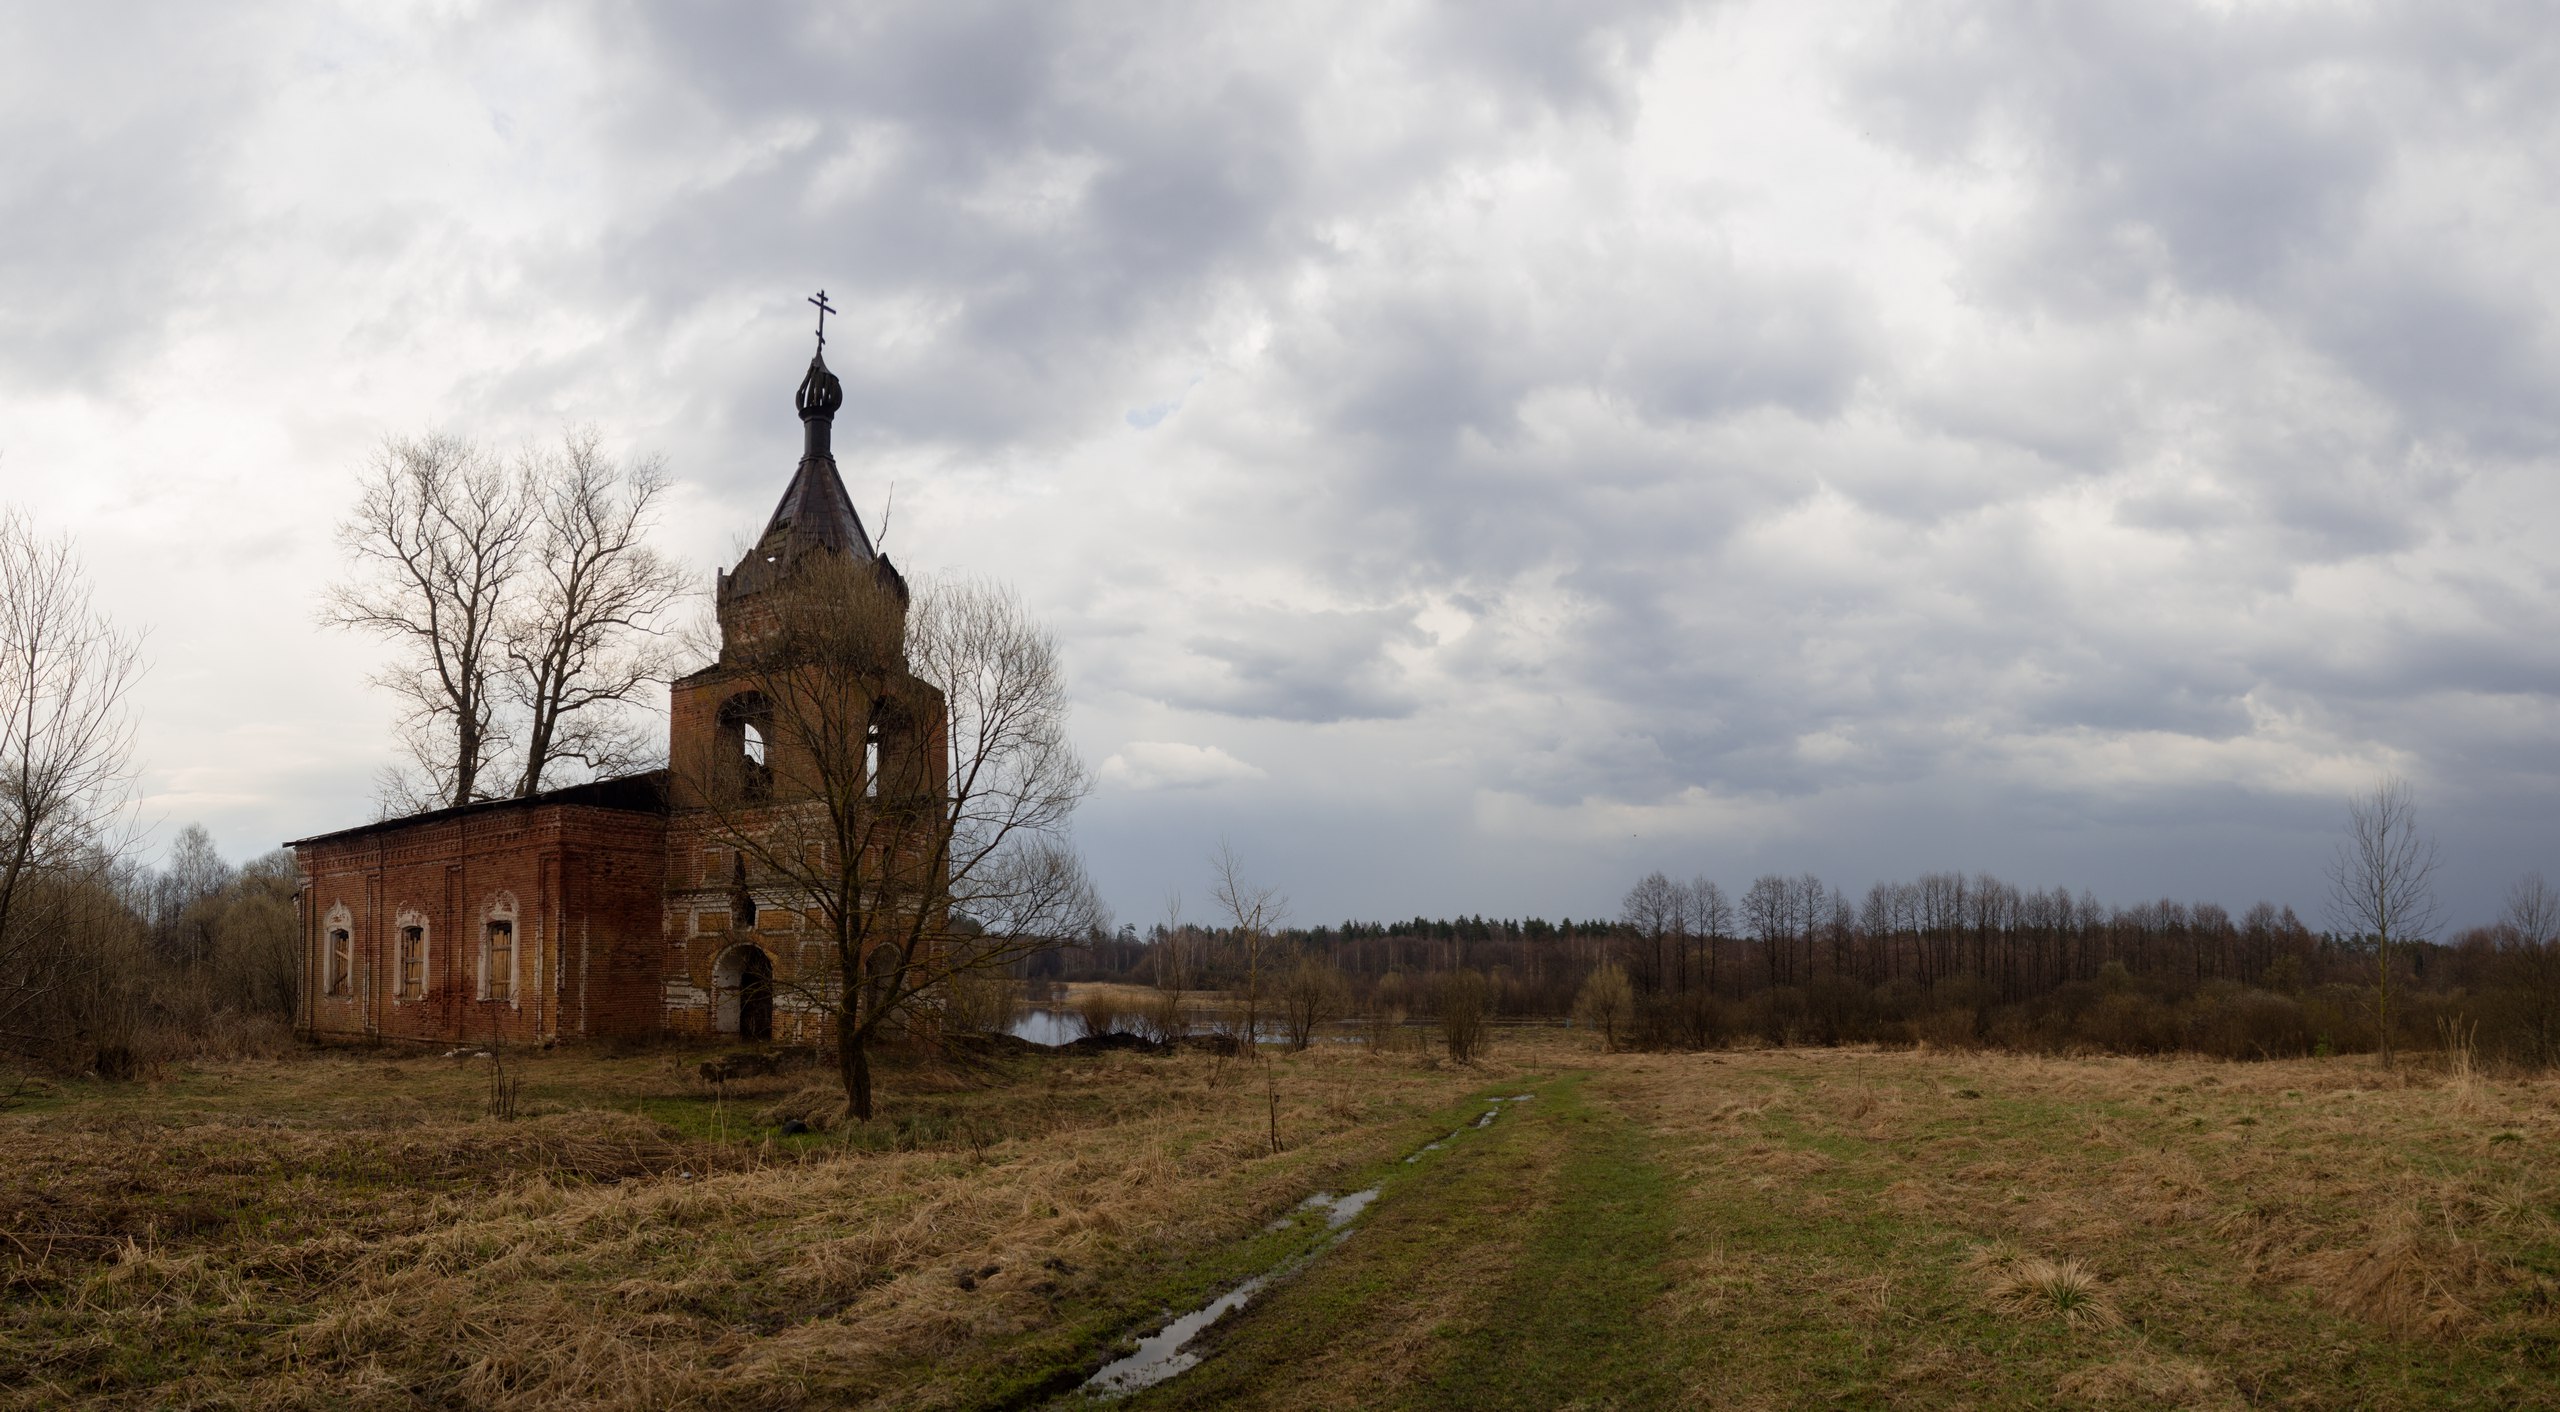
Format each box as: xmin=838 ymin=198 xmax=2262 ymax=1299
xmin=1597 ymin=1045 xmax=2560 ymax=1407
xmin=11 ymin=1040 xmax=2557 ymax=1409
xmin=0 ymin=1042 xmax=1542 ymax=1409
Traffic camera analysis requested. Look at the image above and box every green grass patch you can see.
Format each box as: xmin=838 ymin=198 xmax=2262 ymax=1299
xmin=1109 ymin=1075 xmax=1682 ymax=1411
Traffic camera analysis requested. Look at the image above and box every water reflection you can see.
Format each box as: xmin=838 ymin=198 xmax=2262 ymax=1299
xmin=1082 ymin=1187 xmax=1381 ymax=1398
xmin=1010 ymin=1009 xmax=1079 ymax=1046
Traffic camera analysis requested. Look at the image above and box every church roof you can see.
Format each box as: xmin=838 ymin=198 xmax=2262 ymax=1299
xmin=721 ymin=347 xmax=881 ymax=600
xmin=753 ymin=448 xmax=874 ymax=563
xmin=282 ymin=771 xmax=670 ymax=850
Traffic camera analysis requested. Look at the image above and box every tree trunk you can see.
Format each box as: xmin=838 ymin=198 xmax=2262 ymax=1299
xmin=2378 ymin=932 xmax=2393 ymax=1070
xmin=837 ymin=1007 xmax=875 ymax=1122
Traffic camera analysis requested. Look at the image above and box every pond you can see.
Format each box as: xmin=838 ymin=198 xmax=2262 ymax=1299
xmin=1008 ymin=1009 xmax=1080 ymax=1046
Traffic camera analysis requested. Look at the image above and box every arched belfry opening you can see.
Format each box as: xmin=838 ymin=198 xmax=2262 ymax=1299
xmin=713 ymin=943 xmax=774 ymax=1041
xmin=717 ymin=692 xmax=774 ymax=800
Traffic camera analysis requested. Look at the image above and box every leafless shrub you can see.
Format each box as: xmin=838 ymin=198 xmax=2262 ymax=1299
xmin=1073 ymin=991 xmax=1127 ymax=1039
xmin=1573 ymin=962 xmax=1634 ymax=1051
xmin=1278 ymin=951 xmax=1348 ymax=1051
xmin=1134 ymin=988 xmax=1188 ymax=1044
xmin=1439 ymin=969 xmax=1491 ymax=1064
xmin=941 ymin=971 xmax=1020 ymax=1036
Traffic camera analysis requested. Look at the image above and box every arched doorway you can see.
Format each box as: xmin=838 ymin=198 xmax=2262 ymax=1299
xmin=713 ymin=944 xmax=775 ymax=1041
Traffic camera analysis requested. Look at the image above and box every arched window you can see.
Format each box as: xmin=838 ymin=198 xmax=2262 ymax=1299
xmin=394 ymin=910 xmax=430 ymax=999
xmin=479 ymin=894 xmax=519 ymax=1004
xmin=719 ymin=694 xmax=774 ymax=800
xmin=323 ymin=903 xmax=354 ymax=997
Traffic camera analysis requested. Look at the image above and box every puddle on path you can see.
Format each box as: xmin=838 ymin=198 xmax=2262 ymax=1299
xmin=1075 ymin=1092 xmax=1527 ymax=1401
xmin=1081 ymin=1273 xmax=1272 ymax=1396
xmin=1088 ymin=1187 xmax=1379 ymax=1396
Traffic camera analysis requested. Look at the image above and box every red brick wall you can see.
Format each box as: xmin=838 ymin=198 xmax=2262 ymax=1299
xmin=294 ymin=802 xmax=666 ymax=1047
xmin=661 ymin=659 xmax=951 ymax=1049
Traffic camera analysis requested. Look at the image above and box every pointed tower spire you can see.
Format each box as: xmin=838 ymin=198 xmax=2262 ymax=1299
xmin=715 ymin=302 xmax=883 ymax=616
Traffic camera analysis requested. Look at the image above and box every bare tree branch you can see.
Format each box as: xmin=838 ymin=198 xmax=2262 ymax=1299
xmin=504 ymin=430 xmax=690 ymax=796
xmin=0 ymin=507 xmax=143 ymax=1048
xmin=323 ymin=435 xmax=533 ymax=811
xmin=685 ymin=562 xmax=1095 ymax=1120
xmin=2324 ymin=774 xmax=2441 ymax=1070
xmin=1209 ymin=840 xmax=1285 ymax=1057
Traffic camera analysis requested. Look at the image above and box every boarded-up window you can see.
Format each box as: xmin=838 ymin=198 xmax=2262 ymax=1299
xmin=398 ymin=925 xmax=424 ymax=996
xmin=485 ymin=920 xmax=515 ymax=1003
xmin=327 ymin=928 xmax=352 ymax=996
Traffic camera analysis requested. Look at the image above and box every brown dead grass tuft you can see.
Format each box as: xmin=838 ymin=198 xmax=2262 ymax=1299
xmin=2054 ymin=1353 xmax=2242 ymax=1409
xmin=2290 ymin=1208 xmax=2513 ymax=1337
xmin=1968 ymin=1245 xmax=2124 ymax=1330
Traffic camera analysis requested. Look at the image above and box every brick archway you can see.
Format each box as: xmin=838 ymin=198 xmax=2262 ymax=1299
xmin=712 ymin=942 xmax=774 ymax=1041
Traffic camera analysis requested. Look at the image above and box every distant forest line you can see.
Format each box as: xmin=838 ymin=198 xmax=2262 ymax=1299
xmin=1045 ymin=869 xmax=2560 ymax=1067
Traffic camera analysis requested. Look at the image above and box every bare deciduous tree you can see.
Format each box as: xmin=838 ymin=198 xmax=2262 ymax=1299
xmin=328 ymin=431 xmax=686 ymax=813
xmin=1210 ymin=841 xmax=1284 ymax=1058
xmin=506 ymin=432 xmax=688 ymax=796
xmin=2505 ymin=872 xmax=2559 ymax=949
xmin=1690 ymin=876 xmax=1731 ymax=997
xmin=2503 ymin=872 xmax=2560 ymax=1067
xmin=326 ymin=435 xmax=533 ymax=812
xmin=1154 ymin=890 xmax=1189 ymax=993
xmin=140 ymin=822 xmax=232 ymax=969
xmin=0 ymin=508 xmax=142 ymax=1052
xmin=2325 ymin=776 xmax=2441 ymax=1070
xmin=694 ymin=563 xmax=1099 ymax=1120
xmin=1620 ymin=869 xmax=1683 ymax=1004
xmin=1277 ymin=949 xmax=1348 ymax=1051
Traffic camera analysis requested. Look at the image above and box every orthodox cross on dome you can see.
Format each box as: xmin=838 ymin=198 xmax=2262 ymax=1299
xmin=808 ymin=289 xmax=837 ymax=348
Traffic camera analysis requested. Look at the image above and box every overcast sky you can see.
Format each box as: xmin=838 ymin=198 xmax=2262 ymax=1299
xmin=6 ymin=2 xmax=2557 ymax=930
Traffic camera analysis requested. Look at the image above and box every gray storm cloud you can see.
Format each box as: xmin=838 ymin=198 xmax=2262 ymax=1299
xmin=2 ymin=0 xmax=2554 ymax=925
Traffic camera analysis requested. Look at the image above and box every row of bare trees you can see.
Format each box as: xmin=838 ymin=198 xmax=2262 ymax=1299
xmin=0 ymin=506 xmax=307 ymax=1078
xmin=1042 ymin=781 xmax=2557 ymax=1066
xmin=325 ymin=430 xmax=687 ymax=813
xmin=0 ymin=509 xmax=143 ymax=1064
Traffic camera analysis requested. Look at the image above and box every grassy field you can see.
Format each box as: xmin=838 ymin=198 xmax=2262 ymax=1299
xmin=3 ymin=1037 xmax=2555 ymax=1409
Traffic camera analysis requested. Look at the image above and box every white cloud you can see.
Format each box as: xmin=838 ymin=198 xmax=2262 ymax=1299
xmin=6 ymin=0 xmax=2559 ymax=922
xmin=1097 ymin=742 xmax=1269 ymax=793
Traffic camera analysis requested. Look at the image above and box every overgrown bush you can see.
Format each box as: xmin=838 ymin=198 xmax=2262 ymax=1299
xmin=1572 ymin=963 xmax=1634 ymax=1050
xmin=1439 ymin=969 xmax=1491 ymax=1063
xmin=1278 ymin=952 xmax=1349 ymax=1051
xmin=1073 ymin=991 xmax=1128 ymax=1039
xmin=941 ymin=971 xmax=1020 ymax=1035
xmin=1133 ymin=988 xmax=1188 ymax=1044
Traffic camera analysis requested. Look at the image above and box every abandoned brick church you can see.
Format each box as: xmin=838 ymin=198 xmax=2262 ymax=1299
xmin=289 ymin=338 xmax=943 ymax=1048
